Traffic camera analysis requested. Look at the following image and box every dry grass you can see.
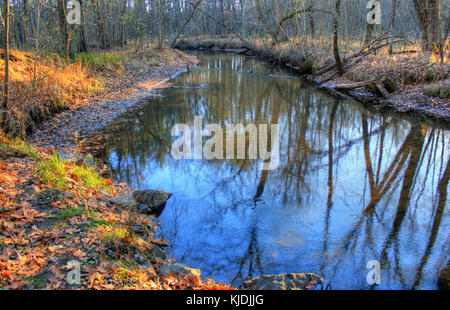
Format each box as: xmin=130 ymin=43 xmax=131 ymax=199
xmin=346 ymin=47 xmax=449 ymax=86
xmin=0 ymin=49 xmax=102 ymax=137
xmin=177 ymin=36 xmax=449 ymax=87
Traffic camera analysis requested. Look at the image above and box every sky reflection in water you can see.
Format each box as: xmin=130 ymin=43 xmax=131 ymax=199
xmin=101 ymin=53 xmax=449 ymax=290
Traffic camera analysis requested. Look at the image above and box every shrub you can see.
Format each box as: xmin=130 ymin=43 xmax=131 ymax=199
xmin=75 ymin=52 xmax=128 ymax=73
xmin=423 ymin=84 xmax=450 ymax=99
xmin=0 ymin=49 xmax=102 ymax=137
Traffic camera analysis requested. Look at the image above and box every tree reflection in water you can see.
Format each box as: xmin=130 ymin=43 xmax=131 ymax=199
xmin=98 ymin=53 xmax=449 ymax=289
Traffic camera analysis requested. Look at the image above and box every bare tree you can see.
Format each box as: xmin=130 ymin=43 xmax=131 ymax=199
xmin=3 ymin=0 xmax=10 ymax=116
xmin=413 ymin=0 xmax=441 ymax=51
xmin=333 ymin=0 xmax=343 ymax=75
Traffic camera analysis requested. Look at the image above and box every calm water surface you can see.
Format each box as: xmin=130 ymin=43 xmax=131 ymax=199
xmin=101 ymin=53 xmax=449 ymax=289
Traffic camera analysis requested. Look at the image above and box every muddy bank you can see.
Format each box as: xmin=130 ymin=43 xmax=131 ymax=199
xmin=28 ymin=49 xmax=198 ymax=152
xmin=174 ymin=39 xmax=449 ymax=128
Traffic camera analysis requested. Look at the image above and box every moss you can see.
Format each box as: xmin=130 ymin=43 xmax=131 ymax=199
xmin=55 ymin=207 xmax=85 ymax=219
xmin=382 ymin=76 xmax=398 ymax=93
xmin=0 ymin=135 xmax=38 ymax=159
xmin=75 ymin=52 xmax=128 ymax=73
xmin=298 ymin=61 xmax=313 ymax=74
xmin=37 ymin=153 xmax=109 ymax=192
xmin=423 ymin=84 xmax=450 ymax=99
xmin=21 ymin=273 xmax=48 ymax=289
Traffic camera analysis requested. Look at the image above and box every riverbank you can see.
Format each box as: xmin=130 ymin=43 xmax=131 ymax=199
xmin=0 ymin=133 xmax=233 ymax=289
xmin=28 ymin=48 xmax=198 ymax=152
xmin=174 ymin=38 xmax=450 ymax=126
xmin=0 ymin=48 xmax=234 ymax=290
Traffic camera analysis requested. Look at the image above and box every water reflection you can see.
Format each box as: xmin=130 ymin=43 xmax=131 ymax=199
xmin=100 ymin=53 xmax=449 ymax=289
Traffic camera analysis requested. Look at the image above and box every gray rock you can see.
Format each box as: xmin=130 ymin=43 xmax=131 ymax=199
xmin=109 ymin=194 xmax=137 ymax=208
xmin=134 ymin=253 xmax=147 ymax=265
xmin=109 ymin=194 xmax=147 ymax=211
xmin=438 ymin=264 xmax=450 ymax=290
xmin=243 ymin=273 xmax=323 ymax=290
xmin=159 ymin=263 xmax=201 ymax=278
xmin=150 ymin=244 xmax=167 ymax=260
xmin=132 ymin=190 xmax=172 ymax=216
xmin=23 ymin=185 xmax=40 ymax=196
xmin=109 ymin=189 xmax=172 ymax=216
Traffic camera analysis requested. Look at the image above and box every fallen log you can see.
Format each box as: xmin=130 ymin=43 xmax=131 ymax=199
xmin=334 ymin=77 xmax=393 ymax=99
xmin=390 ymin=50 xmax=418 ymax=54
xmin=221 ymin=48 xmax=249 ymax=54
xmin=314 ymin=35 xmax=410 ymax=76
xmin=151 ymin=239 xmax=169 ymax=247
xmin=374 ymin=82 xmax=391 ymax=99
xmin=334 ymin=79 xmax=379 ymax=90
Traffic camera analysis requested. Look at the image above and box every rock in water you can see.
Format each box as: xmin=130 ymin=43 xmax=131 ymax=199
xmin=159 ymin=263 xmax=201 ymax=278
xmin=438 ymin=264 xmax=450 ymax=290
xmin=109 ymin=189 xmax=172 ymax=217
xmin=109 ymin=195 xmax=136 ymax=209
xmin=243 ymin=273 xmax=323 ymax=290
xmin=132 ymin=190 xmax=172 ymax=216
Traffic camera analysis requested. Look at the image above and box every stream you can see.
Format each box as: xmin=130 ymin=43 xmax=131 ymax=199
xmin=99 ymin=52 xmax=449 ymax=289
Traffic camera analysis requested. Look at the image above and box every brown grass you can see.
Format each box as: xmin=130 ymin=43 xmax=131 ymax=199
xmin=346 ymin=47 xmax=449 ymax=86
xmin=0 ymin=49 xmax=102 ymax=137
xmin=177 ymin=36 xmax=449 ymax=86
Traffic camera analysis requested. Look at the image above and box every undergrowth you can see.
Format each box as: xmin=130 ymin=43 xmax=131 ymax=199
xmin=75 ymin=52 xmax=128 ymax=73
xmin=36 ymin=153 xmax=110 ymax=194
xmin=0 ymin=133 xmax=38 ymax=159
xmin=0 ymin=49 xmax=102 ymax=137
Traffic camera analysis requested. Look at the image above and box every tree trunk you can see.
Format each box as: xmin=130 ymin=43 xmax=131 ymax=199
xmin=93 ymin=0 xmax=111 ymax=49
xmin=57 ymin=0 xmax=70 ymax=57
xmin=119 ymin=0 xmax=128 ymax=48
xmin=413 ymin=0 xmax=441 ymax=51
xmin=309 ymin=13 xmax=316 ymax=37
xmin=363 ymin=22 xmax=374 ymax=46
xmin=3 ymin=0 xmax=10 ymax=117
xmin=79 ymin=0 xmax=88 ymax=52
xmin=170 ymin=0 xmax=202 ymax=48
xmin=274 ymin=0 xmax=289 ymax=42
xmin=254 ymin=0 xmax=278 ymax=44
xmin=158 ymin=0 xmax=163 ymax=49
xmin=389 ymin=0 xmax=398 ymax=53
xmin=33 ymin=0 xmax=40 ymax=86
xmin=333 ymin=0 xmax=343 ymax=75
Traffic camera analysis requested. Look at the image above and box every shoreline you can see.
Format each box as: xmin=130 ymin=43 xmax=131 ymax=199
xmin=1 ymin=48 xmax=234 ymax=290
xmin=0 ymin=51 xmax=442 ymax=289
xmin=176 ymin=42 xmax=449 ymax=129
xmin=28 ymin=49 xmax=199 ymax=152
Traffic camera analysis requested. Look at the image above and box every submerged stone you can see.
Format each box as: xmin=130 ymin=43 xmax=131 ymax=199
xmin=109 ymin=189 xmax=172 ymax=217
xmin=438 ymin=264 xmax=450 ymax=290
xmin=243 ymin=273 xmax=323 ymax=290
xmin=159 ymin=263 xmax=201 ymax=278
xmin=132 ymin=190 xmax=172 ymax=216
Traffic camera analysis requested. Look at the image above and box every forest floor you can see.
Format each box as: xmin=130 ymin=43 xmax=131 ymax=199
xmin=0 ymin=134 xmax=231 ymax=289
xmin=175 ymin=37 xmax=450 ymax=124
xmin=29 ymin=48 xmax=198 ymax=152
xmin=0 ymin=48 xmax=232 ymax=290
